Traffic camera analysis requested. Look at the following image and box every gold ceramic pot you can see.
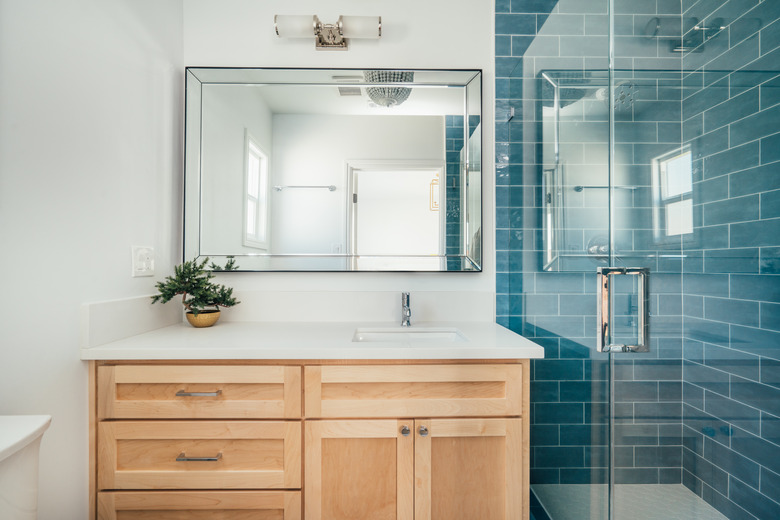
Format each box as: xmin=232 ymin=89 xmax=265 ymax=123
xmin=185 ymin=310 xmax=221 ymax=328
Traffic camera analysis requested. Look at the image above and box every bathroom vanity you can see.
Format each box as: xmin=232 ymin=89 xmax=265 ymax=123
xmin=82 ymin=321 xmax=543 ymax=520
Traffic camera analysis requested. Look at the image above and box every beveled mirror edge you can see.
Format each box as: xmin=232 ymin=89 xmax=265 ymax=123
xmin=183 ymin=67 xmax=483 ymax=272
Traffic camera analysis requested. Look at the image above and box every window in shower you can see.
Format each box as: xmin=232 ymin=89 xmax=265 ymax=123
xmin=652 ymin=146 xmax=693 ymax=243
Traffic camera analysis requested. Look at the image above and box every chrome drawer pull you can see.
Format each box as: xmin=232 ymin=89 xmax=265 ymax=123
xmin=176 ymin=389 xmax=222 ymax=397
xmin=176 ymin=452 xmax=223 ymax=462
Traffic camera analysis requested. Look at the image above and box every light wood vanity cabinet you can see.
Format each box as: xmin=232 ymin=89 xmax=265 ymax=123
xmin=304 ymin=364 xmax=526 ymax=520
xmin=90 ymin=361 xmax=529 ymax=520
xmin=93 ymin=363 xmax=302 ymax=520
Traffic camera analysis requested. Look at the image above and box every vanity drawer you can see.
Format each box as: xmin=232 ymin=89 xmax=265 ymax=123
xmin=97 ymin=365 xmax=301 ymax=419
xmin=304 ymin=364 xmax=523 ymax=418
xmin=97 ymin=490 xmax=301 ymax=519
xmin=97 ymin=421 xmax=301 ymax=490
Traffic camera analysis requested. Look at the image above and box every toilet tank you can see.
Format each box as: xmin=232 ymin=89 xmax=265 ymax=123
xmin=0 ymin=415 xmax=51 ymax=520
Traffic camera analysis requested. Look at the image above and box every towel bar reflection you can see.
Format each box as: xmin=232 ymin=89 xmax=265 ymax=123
xmin=273 ymin=185 xmax=337 ymax=192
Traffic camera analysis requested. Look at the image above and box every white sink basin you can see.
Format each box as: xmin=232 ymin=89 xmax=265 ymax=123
xmin=352 ymin=327 xmax=467 ymax=343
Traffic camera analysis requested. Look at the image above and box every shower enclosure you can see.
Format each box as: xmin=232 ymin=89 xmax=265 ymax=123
xmin=495 ymin=0 xmax=780 ymax=518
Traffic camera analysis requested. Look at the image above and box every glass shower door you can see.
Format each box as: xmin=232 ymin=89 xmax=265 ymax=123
xmin=516 ymin=0 xmax=780 ymax=519
xmin=526 ymin=2 xmax=614 ymax=517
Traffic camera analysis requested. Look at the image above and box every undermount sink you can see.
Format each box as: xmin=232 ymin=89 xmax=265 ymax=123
xmin=352 ymin=327 xmax=467 ymax=343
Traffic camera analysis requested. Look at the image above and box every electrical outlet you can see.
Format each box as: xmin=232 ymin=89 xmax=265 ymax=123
xmin=132 ymin=246 xmax=155 ymax=277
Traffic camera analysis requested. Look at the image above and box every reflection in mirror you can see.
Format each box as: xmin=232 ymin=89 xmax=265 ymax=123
xmin=540 ymin=70 xmax=611 ymax=272
xmin=184 ymin=68 xmax=482 ymax=272
xmin=539 ymin=69 xmax=687 ymax=272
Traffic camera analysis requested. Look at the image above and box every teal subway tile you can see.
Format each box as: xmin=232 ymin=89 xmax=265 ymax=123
xmin=761 ymin=190 xmax=780 ymax=220
xmin=614 ymin=468 xmax=660 ymax=484
xmin=535 ymin=402 xmax=585 ymax=424
xmin=635 ymin=446 xmax=683 ymax=468
xmin=684 ymin=360 xmax=730 ymax=395
xmin=703 ymin=87 xmax=760 ymax=133
xmin=760 ymin=247 xmax=780 ymax=274
xmin=535 ymin=359 xmax=584 ymax=381
xmin=730 ymin=426 xmax=780 ymax=478
xmin=496 ymin=13 xmax=536 ymax=35
xmin=731 ymin=218 xmax=780 ymax=248
xmin=762 ymin=412 xmax=780 ymax=445
xmin=704 ymin=391 xmax=761 ymax=435
xmin=683 ymin=449 xmax=729 ymax=495
xmin=761 ymin=302 xmax=780 ymax=331
xmin=704 ymin=344 xmax=759 ymax=380
xmin=731 ymin=475 xmax=780 ymax=520
xmin=560 ymin=381 xmax=607 ymax=403
xmin=762 ymin=358 xmax=780 ymax=389
xmin=761 ymin=132 xmax=780 ymax=165
xmin=704 ymin=297 xmax=760 ymax=327
xmin=512 ymin=0 xmax=558 ymax=14
xmin=730 ymin=103 xmax=780 ymax=147
xmin=731 ymin=376 xmax=780 ymax=417
xmin=704 ymin=248 xmax=759 ymax=274
xmin=730 ymin=274 xmax=780 ymax=302
xmin=730 ymin=325 xmax=780 ymax=359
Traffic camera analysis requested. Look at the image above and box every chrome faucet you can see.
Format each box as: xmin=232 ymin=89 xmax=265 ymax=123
xmin=401 ymin=292 xmax=411 ymax=327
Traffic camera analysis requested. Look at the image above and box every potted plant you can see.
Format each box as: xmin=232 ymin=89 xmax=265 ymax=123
xmin=151 ymin=257 xmax=239 ymax=327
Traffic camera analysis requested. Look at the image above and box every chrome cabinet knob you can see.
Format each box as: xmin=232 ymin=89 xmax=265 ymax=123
xmin=418 ymin=425 xmax=429 ymax=437
xmin=400 ymin=425 xmax=411 ymax=437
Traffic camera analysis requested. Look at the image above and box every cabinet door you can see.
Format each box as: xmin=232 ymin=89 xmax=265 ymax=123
xmin=414 ymin=418 xmax=525 ymax=520
xmin=97 ymin=491 xmax=300 ymax=520
xmin=98 ymin=421 xmax=301 ymax=490
xmin=98 ymin=365 xmax=301 ymax=419
xmin=305 ymin=365 xmax=523 ymax=418
xmin=305 ymin=420 xmax=413 ymax=520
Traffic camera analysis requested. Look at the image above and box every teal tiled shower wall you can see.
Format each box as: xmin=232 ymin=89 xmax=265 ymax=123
xmin=680 ymin=1 xmax=780 ymax=519
xmin=496 ymin=0 xmax=780 ymax=518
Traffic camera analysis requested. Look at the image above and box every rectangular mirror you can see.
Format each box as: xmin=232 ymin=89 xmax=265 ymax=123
xmin=184 ymin=68 xmax=482 ymax=271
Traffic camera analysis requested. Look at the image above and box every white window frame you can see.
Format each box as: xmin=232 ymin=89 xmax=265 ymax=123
xmin=651 ymin=145 xmax=694 ymax=245
xmin=243 ymin=130 xmax=270 ymax=250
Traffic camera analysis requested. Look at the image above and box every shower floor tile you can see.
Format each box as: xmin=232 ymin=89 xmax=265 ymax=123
xmin=532 ymin=483 xmax=728 ymax=520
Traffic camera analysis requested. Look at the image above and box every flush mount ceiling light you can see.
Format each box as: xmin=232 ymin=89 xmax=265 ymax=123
xmin=364 ymin=70 xmax=414 ymax=107
xmin=274 ymin=15 xmax=381 ymax=50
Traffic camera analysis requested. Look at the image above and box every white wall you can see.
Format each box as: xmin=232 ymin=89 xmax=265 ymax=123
xmin=272 ymin=114 xmax=444 ymax=255
xmin=0 ymin=0 xmax=493 ymax=516
xmin=0 ymin=0 xmax=183 ymax=517
xmin=184 ymin=0 xmax=495 ymax=293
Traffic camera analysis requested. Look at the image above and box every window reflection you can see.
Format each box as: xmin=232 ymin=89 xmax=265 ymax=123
xmin=244 ymin=131 xmax=270 ymax=250
xmin=652 ymin=147 xmax=693 ymax=242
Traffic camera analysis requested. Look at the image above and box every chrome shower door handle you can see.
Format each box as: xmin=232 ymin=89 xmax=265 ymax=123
xmin=597 ymin=267 xmax=650 ymax=353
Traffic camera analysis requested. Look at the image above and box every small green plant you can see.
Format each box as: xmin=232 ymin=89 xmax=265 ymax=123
xmin=151 ymin=257 xmax=239 ymax=316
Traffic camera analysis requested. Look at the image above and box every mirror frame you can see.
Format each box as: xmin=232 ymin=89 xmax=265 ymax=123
xmin=183 ymin=67 xmax=483 ymax=272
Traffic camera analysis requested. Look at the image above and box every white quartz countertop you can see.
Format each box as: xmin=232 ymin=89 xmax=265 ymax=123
xmin=79 ymin=321 xmax=545 ymax=360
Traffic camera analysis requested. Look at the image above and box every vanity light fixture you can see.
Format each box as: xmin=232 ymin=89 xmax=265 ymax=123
xmin=274 ymin=15 xmax=381 ymax=50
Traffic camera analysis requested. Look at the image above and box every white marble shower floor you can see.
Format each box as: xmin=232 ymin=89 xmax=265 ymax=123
xmin=532 ymin=483 xmax=728 ymax=520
